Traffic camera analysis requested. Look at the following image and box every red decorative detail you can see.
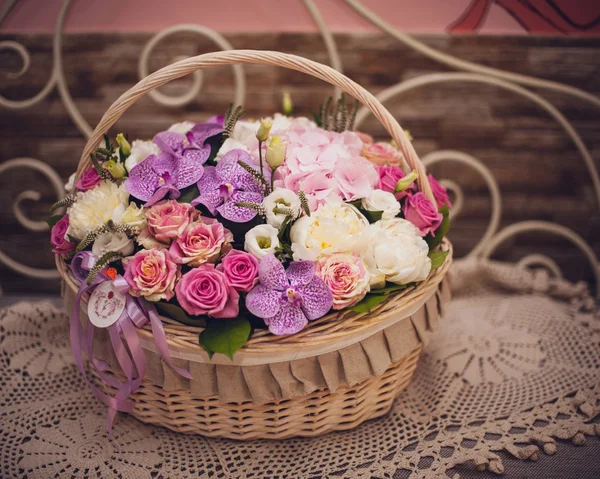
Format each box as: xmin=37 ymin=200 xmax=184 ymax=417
xmin=106 ymin=267 xmax=118 ymax=280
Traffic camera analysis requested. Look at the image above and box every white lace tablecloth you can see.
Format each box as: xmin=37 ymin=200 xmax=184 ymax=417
xmin=1 ymin=259 xmax=599 ymax=478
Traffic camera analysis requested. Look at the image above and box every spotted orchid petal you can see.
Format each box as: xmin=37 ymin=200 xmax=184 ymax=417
xmin=176 ymin=148 xmax=208 ymax=189
xmin=190 ymin=122 xmax=222 ymax=145
xmin=257 ymin=254 xmax=288 ymax=291
xmin=266 ymin=299 xmax=308 ymax=336
xmin=196 ymin=166 xmax=221 ymax=195
xmin=154 ymin=131 xmax=185 ymax=154
xmin=286 ymin=261 xmax=316 ymax=287
xmin=217 ymin=150 xmax=263 ymax=194
xmin=125 ymin=154 xmax=160 ymax=201
xmin=245 ymin=284 xmax=282 ymax=318
xmin=216 ymin=191 xmax=263 ymax=222
xmin=299 ymin=277 xmax=333 ymax=320
xmin=191 ymin=189 xmax=222 ymax=214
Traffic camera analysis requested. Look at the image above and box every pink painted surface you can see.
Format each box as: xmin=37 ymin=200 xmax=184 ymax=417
xmin=1 ymin=0 xmax=599 ymax=35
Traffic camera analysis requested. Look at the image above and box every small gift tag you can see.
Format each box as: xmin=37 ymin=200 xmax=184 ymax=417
xmin=88 ymin=281 xmax=126 ymax=328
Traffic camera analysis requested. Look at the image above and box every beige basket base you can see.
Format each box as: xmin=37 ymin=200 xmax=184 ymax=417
xmin=92 ymin=344 xmax=421 ymax=440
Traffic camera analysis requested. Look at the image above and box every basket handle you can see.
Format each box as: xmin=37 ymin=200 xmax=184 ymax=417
xmin=77 ymin=50 xmax=434 ymax=202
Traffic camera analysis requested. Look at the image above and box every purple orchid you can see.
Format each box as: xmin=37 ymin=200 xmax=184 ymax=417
xmin=125 ymin=121 xmax=222 ymax=206
xmin=246 ymin=255 xmax=333 ymax=335
xmin=191 ymin=149 xmax=265 ymax=222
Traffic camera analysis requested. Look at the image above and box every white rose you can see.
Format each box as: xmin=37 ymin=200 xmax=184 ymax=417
xmin=244 ymin=224 xmax=280 ymax=259
xmin=121 ymin=202 xmax=147 ymax=229
xmin=125 ymin=140 xmax=161 ymax=172
xmin=64 ymin=173 xmax=76 ymax=193
xmin=67 ymin=181 xmax=130 ymax=239
xmin=263 ymin=188 xmax=301 ymax=229
xmin=216 ymin=137 xmax=250 ymax=160
xmin=290 ymin=195 xmax=369 ymax=261
xmin=167 ymin=121 xmax=195 ymax=134
xmin=363 ymin=218 xmax=431 ymax=286
xmin=361 ymin=190 xmax=401 ymax=220
xmin=92 ymin=232 xmax=134 ymax=257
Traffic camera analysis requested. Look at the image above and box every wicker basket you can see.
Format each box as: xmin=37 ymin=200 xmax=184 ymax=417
xmin=58 ymin=50 xmax=453 ymax=440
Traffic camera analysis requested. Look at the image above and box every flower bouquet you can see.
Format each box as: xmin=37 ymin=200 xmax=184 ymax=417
xmin=53 ymin=51 xmax=452 ymax=439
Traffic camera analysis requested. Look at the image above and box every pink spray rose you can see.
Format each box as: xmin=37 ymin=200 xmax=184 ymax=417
xmin=361 ymin=142 xmax=403 ymax=166
xmin=377 ymin=165 xmax=414 ymax=200
xmin=123 ymin=249 xmax=180 ymax=301
xmin=50 ymin=215 xmax=76 ymax=255
xmin=175 ymin=264 xmax=240 ymax=318
xmin=217 ymin=250 xmax=259 ymax=293
xmin=428 ymin=174 xmax=452 ymax=208
xmin=145 ymin=200 xmax=197 ymax=244
xmin=75 ymin=167 xmax=102 ymax=191
xmin=170 ymin=217 xmax=233 ymax=267
xmin=404 ymin=192 xmax=443 ymax=237
xmin=316 ymin=253 xmax=370 ymax=310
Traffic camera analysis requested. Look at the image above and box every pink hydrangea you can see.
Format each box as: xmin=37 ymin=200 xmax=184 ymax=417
xmin=170 ymin=217 xmax=233 ymax=267
xmin=123 ymin=248 xmax=180 ymax=302
xmin=145 ymin=199 xmax=197 ymax=244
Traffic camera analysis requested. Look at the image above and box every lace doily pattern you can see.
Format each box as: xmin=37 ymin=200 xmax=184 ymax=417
xmin=1 ymin=259 xmax=599 ymax=478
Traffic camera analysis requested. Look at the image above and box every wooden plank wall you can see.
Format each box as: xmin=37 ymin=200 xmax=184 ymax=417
xmin=1 ymin=32 xmax=599 ymax=293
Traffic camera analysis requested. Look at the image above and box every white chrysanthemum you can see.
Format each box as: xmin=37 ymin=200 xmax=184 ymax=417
xmin=125 ymin=140 xmax=161 ymax=172
xmin=167 ymin=121 xmax=195 ymax=134
xmin=363 ymin=218 xmax=431 ymax=287
xmin=67 ymin=181 xmax=130 ymax=239
xmin=290 ymin=195 xmax=369 ymax=261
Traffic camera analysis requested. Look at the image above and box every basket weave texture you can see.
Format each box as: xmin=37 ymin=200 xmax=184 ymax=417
xmin=58 ymin=50 xmax=453 ymax=439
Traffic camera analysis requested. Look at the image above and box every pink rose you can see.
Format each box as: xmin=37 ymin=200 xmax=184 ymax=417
xmin=316 ymin=253 xmax=370 ymax=310
xmin=334 ymin=156 xmax=379 ymax=201
xmin=123 ymin=249 xmax=180 ymax=301
xmin=175 ymin=264 xmax=240 ymax=318
xmin=146 ymin=200 xmax=197 ymax=244
xmin=361 ymin=142 xmax=403 ymax=166
xmin=75 ymin=167 xmax=102 ymax=191
xmin=404 ymin=192 xmax=443 ymax=237
xmin=217 ymin=250 xmax=259 ymax=293
xmin=50 ymin=215 xmax=76 ymax=255
xmin=428 ymin=174 xmax=452 ymax=208
xmin=377 ymin=165 xmax=414 ymax=200
xmin=170 ymin=217 xmax=233 ymax=267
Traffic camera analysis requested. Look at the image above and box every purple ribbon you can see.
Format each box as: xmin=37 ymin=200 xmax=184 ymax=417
xmin=70 ymin=251 xmax=191 ymax=439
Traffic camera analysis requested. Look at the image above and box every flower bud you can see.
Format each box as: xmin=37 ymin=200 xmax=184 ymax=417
xmin=394 ymin=169 xmax=419 ymax=193
xmin=256 ymin=118 xmax=272 ymax=142
xmin=282 ymin=91 xmax=293 ymax=116
xmin=104 ymin=159 xmax=126 ymax=179
xmin=116 ymin=133 xmax=131 ymax=156
xmin=265 ymin=136 xmax=287 ymax=169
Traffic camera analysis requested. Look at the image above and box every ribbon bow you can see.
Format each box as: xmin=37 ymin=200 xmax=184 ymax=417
xmin=70 ymin=251 xmax=191 ymax=438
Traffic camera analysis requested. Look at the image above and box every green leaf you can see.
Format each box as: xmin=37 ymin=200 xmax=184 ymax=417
xmin=155 ymin=302 xmax=207 ymax=328
xmin=362 ymin=209 xmax=383 ymax=223
xmin=429 ymin=250 xmax=449 ymax=270
xmin=370 ymin=282 xmax=413 ymax=294
xmin=427 ymin=205 xmax=450 ymax=250
xmin=177 ymin=184 xmax=200 ymax=204
xmin=199 ymin=317 xmax=251 ymax=359
xmin=45 ymin=214 xmax=64 ymax=227
xmin=350 ymin=294 xmax=389 ymax=313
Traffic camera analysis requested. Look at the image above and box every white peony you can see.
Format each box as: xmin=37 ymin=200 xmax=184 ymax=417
xmin=361 ymin=190 xmax=401 ymax=220
xmin=121 ymin=202 xmax=147 ymax=229
xmin=244 ymin=224 xmax=280 ymax=259
xmin=216 ymin=137 xmax=250 ymax=159
xmin=125 ymin=140 xmax=161 ymax=172
xmin=92 ymin=232 xmax=134 ymax=257
xmin=263 ymin=188 xmax=301 ymax=229
xmin=290 ymin=195 xmax=369 ymax=261
xmin=167 ymin=121 xmax=195 ymax=134
xmin=363 ymin=218 xmax=431 ymax=287
xmin=67 ymin=181 xmax=130 ymax=239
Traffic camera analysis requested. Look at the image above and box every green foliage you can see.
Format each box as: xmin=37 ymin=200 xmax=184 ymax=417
xmin=427 ymin=205 xmax=450 ymax=250
xmin=177 ymin=184 xmax=200 ymax=204
xmin=45 ymin=214 xmax=64 ymax=227
xmin=429 ymin=250 xmax=449 ymax=270
xmin=199 ymin=317 xmax=252 ymax=359
xmin=350 ymin=294 xmax=389 ymax=313
xmin=155 ymin=302 xmax=207 ymax=327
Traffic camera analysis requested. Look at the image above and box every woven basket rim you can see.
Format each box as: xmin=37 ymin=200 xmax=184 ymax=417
xmin=57 ymin=239 xmax=452 ymax=358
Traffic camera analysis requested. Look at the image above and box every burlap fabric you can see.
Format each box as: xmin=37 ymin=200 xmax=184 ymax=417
xmin=1 ymin=258 xmax=599 ymax=478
